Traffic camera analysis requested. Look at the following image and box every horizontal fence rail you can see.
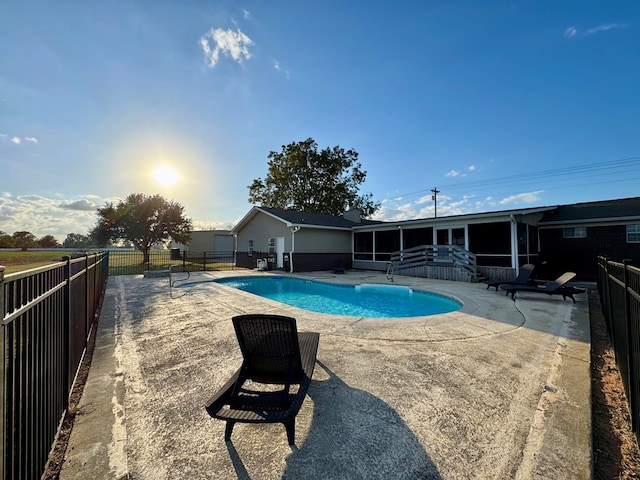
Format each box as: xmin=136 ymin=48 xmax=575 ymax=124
xmin=597 ymin=256 xmax=640 ymax=444
xmin=0 ymin=252 xmax=109 ymax=480
xmin=107 ymin=250 xmax=236 ymax=276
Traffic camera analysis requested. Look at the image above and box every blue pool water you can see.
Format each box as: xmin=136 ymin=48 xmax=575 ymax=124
xmin=211 ymin=276 xmax=461 ymax=318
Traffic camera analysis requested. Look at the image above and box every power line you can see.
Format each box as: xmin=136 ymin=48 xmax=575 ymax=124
xmin=382 ymin=155 xmax=640 ymax=206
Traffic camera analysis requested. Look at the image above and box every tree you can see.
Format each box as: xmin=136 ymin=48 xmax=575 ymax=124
xmin=63 ymin=233 xmax=93 ymax=249
xmin=38 ymin=235 xmax=60 ymax=248
xmin=90 ymin=193 xmax=192 ymax=263
xmin=0 ymin=231 xmax=16 ymax=248
xmin=248 ymin=138 xmax=380 ymax=217
xmin=13 ymin=231 xmax=36 ymax=251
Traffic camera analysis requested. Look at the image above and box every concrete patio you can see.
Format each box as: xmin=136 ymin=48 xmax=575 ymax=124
xmin=59 ymin=270 xmax=592 ymax=479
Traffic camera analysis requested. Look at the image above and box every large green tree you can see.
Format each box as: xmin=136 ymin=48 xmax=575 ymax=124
xmin=13 ymin=231 xmax=36 ymax=251
xmin=90 ymin=193 xmax=192 ymax=263
xmin=248 ymin=138 xmax=380 ymax=217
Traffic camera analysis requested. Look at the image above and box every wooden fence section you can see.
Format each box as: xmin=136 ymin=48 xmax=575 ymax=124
xmin=0 ymin=253 xmax=109 ymax=480
xmin=389 ymin=245 xmax=479 ymax=282
xmin=597 ymin=256 xmax=640 ymax=444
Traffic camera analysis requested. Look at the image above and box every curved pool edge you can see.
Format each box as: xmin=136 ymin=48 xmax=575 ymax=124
xmin=172 ymin=270 xmax=478 ymax=315
xmin=166 ymin=270 xmax=535 ymax=342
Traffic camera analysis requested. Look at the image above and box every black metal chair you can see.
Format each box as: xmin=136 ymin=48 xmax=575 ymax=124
xmin=333 ymin=259 xmax=346 ymax=274
xmin=205 ymin=314 xmax=319 ymax=445
xmin=484 ymin=264 xmax=541 ymax=291
xmin=500 ymin=272 xmax=585 ymax=303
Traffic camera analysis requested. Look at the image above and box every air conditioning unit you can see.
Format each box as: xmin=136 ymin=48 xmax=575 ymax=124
xmin=256 ymin=259 xmax=268 ymax=271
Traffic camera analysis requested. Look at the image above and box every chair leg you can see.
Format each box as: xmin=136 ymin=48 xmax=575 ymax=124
xmin=225 ymin=421 xmax=235 ymax=441
xmin=284 ymin=420 xmax=295 ymax=445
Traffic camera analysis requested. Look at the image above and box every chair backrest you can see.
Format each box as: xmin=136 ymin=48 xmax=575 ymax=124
xmin=548 ymin=272 xmax=576 ymax=290
xmin=232 ymin=314 xmax=304 ymax=384
xmin=515 ymin=264 xmax=535 ymax=283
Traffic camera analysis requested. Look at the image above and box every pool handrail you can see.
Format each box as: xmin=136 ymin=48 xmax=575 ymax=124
xmin=169 ymin=264 xmax=190 ymax=288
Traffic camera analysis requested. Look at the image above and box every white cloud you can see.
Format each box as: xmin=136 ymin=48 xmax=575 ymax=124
xmin=498 ymin=191 xmax=544 ymax=206
xmin=200 ymin=28 xmax=254 ymax=68
xmin=446 ymin=170 xmax=459 ymax=177
xmin=243 ymin=9 xmax=250 ymax=19
xmin=564 ymin=23 xmax=624 ymax=38
xmin=3 ymin=135 xmax=38 ymax=145
xmin=585 ymin=23 xmax=624 ymax=35
xmin=0 ymin=193 xmax=106 ymax=239
xmin=467 ymin=165 xmax=476 ymax=172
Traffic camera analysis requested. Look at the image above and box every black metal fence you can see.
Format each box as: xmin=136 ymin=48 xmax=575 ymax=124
xmin=107 ymin=250 xmax=236 ymax=276
xmin=597 ymin=256 xmax=640 ymax=443
xmin=0 ymin=252 xmax=109 ymax=480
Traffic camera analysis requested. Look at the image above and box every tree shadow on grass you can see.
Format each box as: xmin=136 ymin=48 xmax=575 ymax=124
xmin=281 ymin=360 xmax=441 ymax=480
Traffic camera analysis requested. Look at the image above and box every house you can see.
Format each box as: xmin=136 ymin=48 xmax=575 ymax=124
xmin=537 ymin=197 xmax=640 ymax=280
xmin=231 ymin=197 xmax=640 ymax=281
xmin=232 ymin=207 xmax=383 ymax=271
xmin=171 ymin=230 xmax=234 ymax=258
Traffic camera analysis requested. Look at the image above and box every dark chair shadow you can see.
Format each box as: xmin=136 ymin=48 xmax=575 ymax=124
xmin=281 ymin=360 xmax=441 ymax=479
xmin=226 ymin=442 xmax=251 ymax=480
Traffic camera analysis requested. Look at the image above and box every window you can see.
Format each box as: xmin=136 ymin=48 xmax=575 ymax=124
xmin=248 ymin=240 xmax=254 ymax=256
xmin=374 ymin=230 xmax=400 ymax=262
xmin=268 ymin=238 xmax=275 ymax=256
xmin=563 ymin=227 xmax=587 ymax=238
xmin=628 ymin=224 xmax=640 ymax=243
xmin=354 ymin=231 xmax=373 ymax=260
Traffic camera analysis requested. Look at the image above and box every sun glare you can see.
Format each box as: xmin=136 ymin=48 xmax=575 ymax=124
xmin=153 ymin=165 xmax=179 ymax=187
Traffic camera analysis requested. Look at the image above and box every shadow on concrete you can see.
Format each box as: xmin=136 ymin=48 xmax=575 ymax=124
xmin=281 ymin=360 xmax=440 ymax=479
xmin=286 ymin=360 xmax=440 ymax=479
xmin=223 ymin=360 xmax=440 ymax=479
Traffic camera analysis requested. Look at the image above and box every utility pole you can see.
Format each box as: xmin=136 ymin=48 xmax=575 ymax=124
xmin=431 ymin=187 xmax=440 ymax=218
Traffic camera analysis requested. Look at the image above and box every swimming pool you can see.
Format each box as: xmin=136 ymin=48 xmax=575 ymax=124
xmin=212 ymin=276 xmax=461 ymax=318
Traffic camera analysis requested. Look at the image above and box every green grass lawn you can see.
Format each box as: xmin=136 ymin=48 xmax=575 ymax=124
xmin=0 ymin=250 xmax=237 ymax=276
xmin=0 ymin=251 xmax=76 ymax=274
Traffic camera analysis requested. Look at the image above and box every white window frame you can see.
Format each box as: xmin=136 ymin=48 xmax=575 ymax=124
xmin=563 ymin=226 xmax=587 ymax=238
xmin=627 ymin=224 xmax=640 ymax=243
xmin=248 ymin=240 xmax=254 ymax=256
xmin=268 ymin=238 xmax=276 ymax=256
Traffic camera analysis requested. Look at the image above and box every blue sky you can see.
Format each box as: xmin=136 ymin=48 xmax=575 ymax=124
xmin=1 ymin=1 xmax=639 ymax=241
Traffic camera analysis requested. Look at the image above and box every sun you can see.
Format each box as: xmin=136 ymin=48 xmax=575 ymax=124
xmin=152 ymin=165 xmax=180 ymax=187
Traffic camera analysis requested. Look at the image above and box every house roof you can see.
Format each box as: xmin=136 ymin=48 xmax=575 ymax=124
xmin=539 ymin=196 xmax=640 ymax=225
xmin=353 ymin=206 xmax=557 ymax=230
xmin=231 ymin=206 xmax=385 ymax=233
xmin=232 ymin=197 xmax=640 ymax=234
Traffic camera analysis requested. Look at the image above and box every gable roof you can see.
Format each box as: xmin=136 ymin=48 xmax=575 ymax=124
xmin=539 ymin=197 xmax=640 ymax=225
xmin=231 ymin=206 xmax=385 ymax=233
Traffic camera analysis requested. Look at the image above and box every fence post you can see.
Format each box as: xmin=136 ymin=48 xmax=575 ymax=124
xmin=623 ymin=259 xmax=638 ymax=435
xmin=62 ymin=256 xmax=71 ymax=403
xmin=85 ymin=254 xmax=90 ymax=341
xmin=0 ymin=265 xmax=5 ymax=480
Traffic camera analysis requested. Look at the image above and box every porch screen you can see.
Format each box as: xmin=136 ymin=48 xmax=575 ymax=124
xmin=374 ymin=230 xmax=400 ymax=262
xmin=354 ymin=231 xmax=373 ymax=260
